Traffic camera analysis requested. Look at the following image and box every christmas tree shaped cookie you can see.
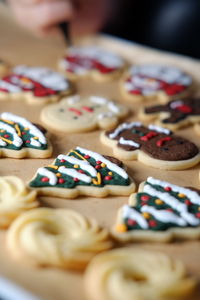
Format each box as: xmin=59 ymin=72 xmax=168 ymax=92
xmin=101 ymin=122 xmax=200 ymax=170
xmin=0 ymin=65 xmax=72 ymax=104
xmin=29 ymin=147 xmax=135 ymax=198
xmin=120 ymin=65 xmax=192 ymax=102
xmin=140 ymin=98 xmax=200 ymax=130
xmin=112 ymin=177 xmax=200 ymax=242
xmin=59 ymin=46 xmax=125 ymax=82
xmin=0 ymin=112 xmax=52 ymax=158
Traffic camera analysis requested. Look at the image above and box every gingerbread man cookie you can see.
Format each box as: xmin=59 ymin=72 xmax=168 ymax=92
xmin=84 ymin=248 xmax=196 ymax=300
xmin=7 ymin=208 xmax=113 ymax=269
xmin=120 ymin=65 xmax=192 ymax=102
xmin=0 ymin=112 xmax=52 ymax=158
xmin=41 ymin=95 xmax=129 ymax=133
xmin=59 ymin=46 xmax=125 ymax=82
xmin=0 ymin=65 xmax=72 ymax=104
xmin=29 ymin=146 xmax=135 ymax=198
xmin=101 ymin=122 xmax=200 ymax=170
xmin=140 ymin=98 xmax=200 ymax=130
xmin=113 ymin=177 xmax=200 ymax=242
xmin=0 ymin=176 xmax=38 ymax=228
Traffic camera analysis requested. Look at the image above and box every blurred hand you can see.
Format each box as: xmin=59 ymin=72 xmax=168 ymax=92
xmin=7 ymin=0 xmax=111 ymax=36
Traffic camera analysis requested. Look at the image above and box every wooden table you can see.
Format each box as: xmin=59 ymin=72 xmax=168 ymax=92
xmin=0 ymin=3 xmax=200 ymax=300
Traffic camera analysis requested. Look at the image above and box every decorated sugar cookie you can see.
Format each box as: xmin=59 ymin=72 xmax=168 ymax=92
xmin=112 ymin=177 xmax=200 ymax=242
xmin=0 ymin=65 xmax=72 ymax=104
xmin=101 ymin=122 xmax=200 ymax=170
xmin=29 ymin=147 xmax=135 ymax=198
xmin=84 ymin=248 xmax=196 ymax=300
xmin=0 ymin=176 xmax=38 ymax=228
xmin=140 ymin=98 xmax=200 ymax=130
xmin=41 ymin=95 xmax=129 ymax=133
xmin=7 ymin=208 xmax=113 ymax=269
xmin=120 ymin=65 xmax=192 ymax=102
xmin=59 ymin=46 xmax=125 ymax=81
xmin=0 ymin=112 xmax=52 ymax=158
xmin=0 ymin=59 xmax=10 ymax=77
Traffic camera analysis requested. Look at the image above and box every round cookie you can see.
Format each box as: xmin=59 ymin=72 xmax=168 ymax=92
xmin=41 ymin=95 xmax=129 ymax=133
xmin=113 ymin=177 xmax=200 ymax=243
xmin=101 ymin=122 xmax=200 ymax=170
xmin=0 ymin=65 xmax=72 ymax=104
xmin=140 ymin=98 xmax=200 ymax=130
xmin=0 ymin=176 xmax=38 ymax=228
xmin=0 ymin=112 xmax=52 ymax=158
xmin=7 ymin=208 xmax=113 ymax=270
xmin=120 ymin=65 xmax=192 ymax=102
xmin=84 ymin=248 xmax=196 ymax=300
xmin=59 ymin=46 xmax=126 ymax=82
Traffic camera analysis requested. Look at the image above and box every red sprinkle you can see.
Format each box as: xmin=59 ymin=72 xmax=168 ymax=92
xmin=96 ymin=160 xmax=102 ymax=165
xmin=166 ymin=208 xmax=173 ymax=212
xmin=58 ymin=178 xmax=65 ymax=184
xmin=127 ymin=219 xmax=137 ymax=226
xmin=196 ymin=213 xmax=200 ymax=218
xmin=26 ymin=140 xmax=30 ymax=143
xmin=156 ymin=137 xmax=172 ymax=147
xmin=141 ymin=195 xmax=150 ymax=201
xmin=164 ymin=186 xmax=172 ymax=192
xmin=149 ymin=220 xmax=157 ymax=227
xmin=176 ymin=105 xmax=192 ymax=114
xmin=22 ymin=131 xmax=26 ymax=135
xmin=95 ymin=165 xmax=101 ymax=170
xmin=82 ymin=106 xmax=94 ymax=113
xmin=78 ymin=170 xmax=85 ymax=173
xmin=60 ymin=159 xmax=66 ymax=163
xmin=84 ymin=155 xmax=90 ymax=159
xmin=74 ymin=178 xmax=79 ymax=182
xmin=185 ymin=199 xmax=191 ymax=205
xmin=4 ymin=134 xmax=10 ymax=138
xmin=140 ymin=132 xmax=158 ymax=141
xmin=41 ymin=177 xmax=49 ymax=182
xmin=68 ymin=107 xmax=82 ymax=116
xmin=105 ymin=176 xmax=112 ymax=180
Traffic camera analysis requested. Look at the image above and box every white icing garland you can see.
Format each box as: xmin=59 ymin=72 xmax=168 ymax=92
xmin=58 ymin=166 xmax=91 ymax=183
xmin=98 ymin=112 xmax=114 ymax=120
xmin=170 ymin=100 xmax=183 ymax=109
xmin=109 ymin=122 xmax=142 ymax=139
xmin=57 ymin=154 xmax=97 ymax=177
xmin=67 ymin=95 xmax=80 ymax=104
xmin=90 ymin=96 xmax=108 ymax=105
xmin=0 ymin=121 xmax=22 ymax=147
xmin=38 ymin=168 xmax=57 ymax=185
xmin=147 ymin=124 xmax=171 ymax=135
xmin=119 ymin=137 xmax=140 ymax=148
xmin=0 ymin=79 xmax=21 ymax=93
xmin=76 ymin=147 xmax=128 ymax=179
xmin=122 ymin=205 xmax=148 ymax=229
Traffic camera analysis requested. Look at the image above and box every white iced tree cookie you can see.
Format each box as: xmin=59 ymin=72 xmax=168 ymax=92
xmin=7 ymin=208 xmax=113 ymax=270
xmin=0 ymin=65 xmax=72 ymax=104
xmin=0 ymin=176 xmax=38 ymax=228
xmin=59 ymin=46 xmax=126 ymax=81
xmin=120 ymin=65 xmax=192 ymax=102
xmin=84 ymin=248 xmax=196 ymax=300
xmin=41 ymin=95 xmax=129 ymax=133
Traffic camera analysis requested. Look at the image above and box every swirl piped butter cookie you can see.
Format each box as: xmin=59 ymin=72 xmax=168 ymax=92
xmin=0 ymin=112 xmax=52 ymax=158
xmin=112 ymin=177 xmax=200 ymax=242
xmin=29 ymin=147 xmax=135 ymax=198
xmin=0 ymin=65 xmax=72 ymax=104
xmin=7 ymin=208 xmax=113 ymax=269
xmin=101 ymin=122 xmax=200 ymax=170
xmin=59 ymin=46 xmax=125 ymax=81
xmin=0 ymin=176 xmax=38 ymax=228
xmin=140 ymin=98 xmax=200 ymax=130
xmin=120 ymin=65 xmax=192 ymax=102
xmin=84 ymin=248 xmax=196 ymax=300
xmin=41 ymin=95 xmax=129 ymax=133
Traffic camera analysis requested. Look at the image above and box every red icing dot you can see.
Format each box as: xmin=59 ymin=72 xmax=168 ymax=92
xmin=84 ymin=155 xmax=90 ymax=159
xmin=58 ymin=178 xmax=65 ymax=184
xmin=105 ymin=176 xmax=112 ymax=180
xmin=130 ymin=89 xmax=141 ymax=95
xmin=78 ymin=170 xmax=85 ymax=174
xmin=164 ymin=186 xmax=172 ymax=192
xmin=196 ymin=213 xmax=200 ymax=218
xmin=141 ymin=202 xmax=147 ymax=206
xmin=22 ymin=131 xmax=26 ymax=135
xmin=185 ymin=199 xmax=191 ymax=205
xmin=41 ymin=177 xmax=49 ymax=182
xmin=96 ymin=160 xmax=102 ymax=165
xmin=127 ymin=219 xmax=137 ymax=226
xmin=149 ymin=220 xmax=157 ymax=227
xmin=176 ymin=105 xmax=192 ymax=114
xmin=74 ymin=178 xmax=79 ymax=182
xmin=141 ymin=195 xmax=150 ymax=201
xmin=166 ymin=208 xmax=173 ymax=212
xmin=4 ymin=134 xmax=10 ymax=138
xmin=60 ymin=159 xmax=66 ymax=163
xmin=95 ymin=165 xmax=101 ymax=170
xmin=26 ymin=140 xmax=30 ymax=143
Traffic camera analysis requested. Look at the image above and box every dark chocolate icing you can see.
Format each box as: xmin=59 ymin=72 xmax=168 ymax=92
xmin=106 ymin=124 xmax=199 ymax=161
